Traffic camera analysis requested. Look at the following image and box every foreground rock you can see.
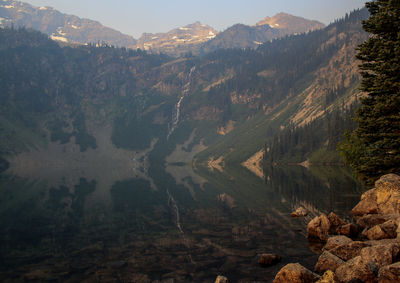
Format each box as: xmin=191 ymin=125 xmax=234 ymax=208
xmin=273 ymin=263 xmax=320 ymax=283
xmin=274 ymin=174 xmax=400 ymax=282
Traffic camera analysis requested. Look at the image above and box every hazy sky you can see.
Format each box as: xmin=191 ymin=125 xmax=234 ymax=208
xmin=22 ymin=0 xmax=367 ymax=38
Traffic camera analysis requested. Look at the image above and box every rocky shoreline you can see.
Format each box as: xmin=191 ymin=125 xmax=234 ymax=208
xmin=274 ymin=173 xmax=400 ymax=283
xmin=215 ymin=173 xmax=400 ymax=283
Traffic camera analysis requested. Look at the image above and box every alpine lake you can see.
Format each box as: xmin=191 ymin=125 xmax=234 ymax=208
xmin=0 ymin=130 xmax=363 ymax=283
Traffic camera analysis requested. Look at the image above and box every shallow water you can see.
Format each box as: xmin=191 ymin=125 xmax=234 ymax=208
xmin=0 ymin=144 xmax=362 ymax=282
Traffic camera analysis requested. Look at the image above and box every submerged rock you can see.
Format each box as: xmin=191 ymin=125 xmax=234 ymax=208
xmin=258 ymin=253 xmax=281 ymax=267
xmin=217 ymin=193 xmax=235 ymax=209
xmin=273 ymin=263 xmax=320 ymax=283
xmin=291 ymin=207 xmax=308 ymax=217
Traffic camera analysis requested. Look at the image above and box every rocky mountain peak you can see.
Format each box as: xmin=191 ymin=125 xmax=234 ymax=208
xmin=135 ymin=21 xmax=218 ymax=56
xmin=256 ymin=12 xmax=325 ymax=33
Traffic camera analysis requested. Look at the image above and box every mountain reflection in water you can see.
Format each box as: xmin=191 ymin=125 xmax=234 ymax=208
xmin=0 ymin=148 xmax=362 ymax=282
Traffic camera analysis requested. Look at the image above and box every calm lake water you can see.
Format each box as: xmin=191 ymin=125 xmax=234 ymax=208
xmin=0 ymin=158 xmax=362 ymax=282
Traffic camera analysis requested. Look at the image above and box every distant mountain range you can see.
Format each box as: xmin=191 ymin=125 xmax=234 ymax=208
xmin=0 ymin=0 xmax=137 ymax=47
xmin=0 ymin=0 xmax=325 ymax=56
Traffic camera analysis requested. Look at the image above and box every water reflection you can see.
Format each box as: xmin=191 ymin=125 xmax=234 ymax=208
xmin=0 ymin=158 xmax=362 ymax=282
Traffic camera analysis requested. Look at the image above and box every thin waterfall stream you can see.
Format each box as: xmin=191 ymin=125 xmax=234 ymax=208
xmin=167 ymin=66 xmax=196 ymax=140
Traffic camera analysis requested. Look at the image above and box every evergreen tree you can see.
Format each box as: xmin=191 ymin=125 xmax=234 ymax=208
xmin=340 ymin=0 xmax=400 ymax=185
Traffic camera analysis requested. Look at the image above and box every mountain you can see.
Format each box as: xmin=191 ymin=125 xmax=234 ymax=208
xmin=0 ymin=0 xmax=137 ymax=47
xmin=1 ymin=1 xmax=326 ymax=56
xmin=0 ymin=9 xmax=369 ymax=173
xmin=135 ymin=21 xmax=217 ymax=56
xmin=200 ymin=13 xmax=325 ymax=53
xmin=256 ymin=12 xmax=325 ymax=34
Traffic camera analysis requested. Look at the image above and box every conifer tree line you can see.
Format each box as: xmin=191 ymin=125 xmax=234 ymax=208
xmin=340 ymin=0 xmax=400 ymax=185
xmin=265 ymin=106 xmax=357 ymax=163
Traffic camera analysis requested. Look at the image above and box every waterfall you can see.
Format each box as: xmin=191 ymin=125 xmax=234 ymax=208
xmin=167 ymin=189 xmax=183 ymax=234
xmin=167 ymin=66 xmax=196 ymax=140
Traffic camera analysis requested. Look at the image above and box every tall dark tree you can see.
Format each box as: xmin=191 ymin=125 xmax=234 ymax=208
xmin=340 ymin=0 xmax=400 ymax=185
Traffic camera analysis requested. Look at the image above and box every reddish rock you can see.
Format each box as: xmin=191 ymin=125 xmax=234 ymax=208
xmin=323 ymin=235 xmax=352 ymax=251
xmin=335 ymin=256 xmax=378 ymax=283
xmin=360 ymin=243 xmax=400 ymax=268
xmin=307 ymin=214 xmax=331 ymax=242
xmin=351 ymin=188 xmax=378 ymax=216
xmin=314 ymin=251 xmax=344 ymax=273
xmin=337 ymin=223 xmax=358 ymax=237
xmin=363 ymin=220 xmax=398 ymax=240
xmin=356 ymin=214 xmax=391 ymax=229
xmin=329 ymin=241 xmax=369 ymax=261
xmin=328 ymin=212 xmax=346 ymax=233
xmin=273 ymin=263 xmax=320 ymax=283
xmin=378 ymin=262 xmax=400 ymax=283
xmin=258 ymin=253 xmax=281 ymax=267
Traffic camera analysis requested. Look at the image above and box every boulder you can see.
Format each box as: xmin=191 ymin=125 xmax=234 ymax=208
xmin=327 ymin=212 xmax=346 ymax=233
xmin=377 ymin=262 xmax=400 ymax=283
xmin=323 ymin=235 xmax=353 ymax=251
xmin=258 ymin=253 xmax=281 ymax=267
xmin=351 ymin=188 xmax=378 ymax=216
xmin=337 ymin=223 xmax=358 ymax=237
xmin=215 ymin=275 xmax=229 ymax=283
xmin=335 ymin=256 xmax=378 ymax=283
xmin=291 ymin=207 xmax=308 ymax=217
xmin=329 ymin=241 xmax=369 ymax=261
xmin=307 ymin=214 xmax=331 ymax=241
xmin=362 ymin=219 xmax=398 ymax=240
xmin=273 ymin=263 xmax=320 ymax=283
xmin=375 ymin=174 xmax=400 ymax=192
xmin=356 ymin=214 xmax=392 ymax=229
xmin=314 ymin=251 xmax=345 ymax=273
xmin=360 ymin=243 xmax=400 ymax=268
